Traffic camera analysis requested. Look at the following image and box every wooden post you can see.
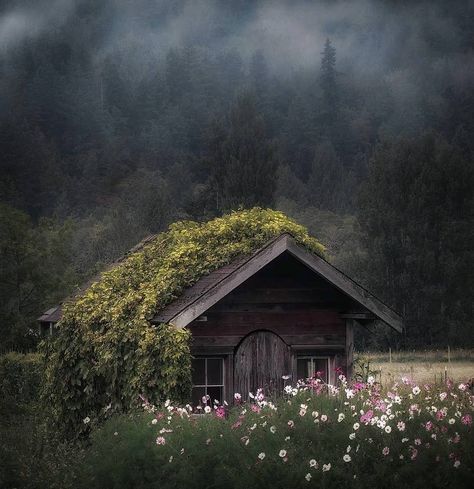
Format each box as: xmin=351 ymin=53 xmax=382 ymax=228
xmin=389 ymin=347 xmax=392 ymax=364
xmin=448 ymin=345 xmax=451 ymax=364
xmin=345 ymin=319 xmax=354 ymax=379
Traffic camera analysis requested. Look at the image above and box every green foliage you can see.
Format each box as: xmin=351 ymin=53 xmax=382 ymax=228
xmin=204 ymin=94 xmax=278 ymax=212
xmin=0 ymin=352 xmax=79 ymax=489
xmin=0 ymin=352 xmax=43 ymax=417
xmin=72 ymin=382 xmax=474 ymax=489
xmin=352 ymin=355 xmax=378 ymax=383
xmin=42 ymin=208 xmax=325 ymax=437
xmin=358 ymin=134 xmax=474 ymax=346
xmin=0 ymin=204 xmax=79 ymax=350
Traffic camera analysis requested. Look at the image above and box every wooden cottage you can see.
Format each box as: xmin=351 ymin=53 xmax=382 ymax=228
xmin=39 ymin=233 xmax=402 ymax=405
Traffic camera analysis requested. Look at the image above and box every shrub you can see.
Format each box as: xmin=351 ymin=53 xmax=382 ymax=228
xmin=41 ymin=208 xmax=325 ymax=437
xmin=0 ymin=352 xmax=79 ymax=489
xmin=0 ymin=352 xmax=43 ymax=417
xmin=73 ymin=377 xmax=473 ymax=489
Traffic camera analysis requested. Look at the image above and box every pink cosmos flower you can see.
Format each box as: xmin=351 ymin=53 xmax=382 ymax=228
xmin=410 ymin=447 xmax=418 ymax=460
xmin=360 ymin=410 xmax=374 ymax=424
xmin=156 ymin=436 xmax=166 ymax=445
xmin=425 ymin=421 xmax=433 ymax=431
xmin=250 ymin=404 xmax=261 ymax=413
xmin=215 ymin=406 xmax=226 ymax=418
xmin=382 ymin=447 xmax=390 ymax=456
xmin=461 ymin=414 xmax=472 ymax=426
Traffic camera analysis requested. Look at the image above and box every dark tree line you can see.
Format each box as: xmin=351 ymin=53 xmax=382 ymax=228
xmin=1 ymin=0 xmax=473 ymax=349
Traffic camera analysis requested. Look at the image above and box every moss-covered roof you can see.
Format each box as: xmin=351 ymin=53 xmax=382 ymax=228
xmin=62 ymin=208 xmax=325 ymax=328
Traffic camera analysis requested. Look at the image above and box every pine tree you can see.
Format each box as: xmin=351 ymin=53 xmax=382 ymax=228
xmin=205 ymin=94 xmax=277 ymax=212
xmin=358 ymin=134 xmax=474 ymax=346
xmin=320 ymin=38 xmax=338 ymax=111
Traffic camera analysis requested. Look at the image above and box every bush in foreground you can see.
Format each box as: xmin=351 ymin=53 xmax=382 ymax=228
xmin=75 ymin=376 xmax=473 ymax=489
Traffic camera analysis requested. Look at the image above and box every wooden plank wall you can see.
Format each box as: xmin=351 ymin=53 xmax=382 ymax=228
xmin=189 ymin=253 xmax=348 ymax=352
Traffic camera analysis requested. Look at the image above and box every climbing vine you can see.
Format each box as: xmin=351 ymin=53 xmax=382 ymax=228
xmin=41 ymin=208 xmax=325 ymax=436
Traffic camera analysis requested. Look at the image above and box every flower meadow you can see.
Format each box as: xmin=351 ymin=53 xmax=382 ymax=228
xmin=76 ymin=376 xmax=474 ymax=489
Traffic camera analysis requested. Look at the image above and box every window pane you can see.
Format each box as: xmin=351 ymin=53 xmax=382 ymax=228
xmin=297 ymin=359 xmax=310 ymax=380
xmin=314 ymin=359 xmax=328 ymax=383
xmin=192 ymin=386 xmax=206 ymax=407
xmin=206 ymin=358 xmax=223 ymax=385
xmin=192 ymin=358 xmax=206 ymax=385
xmin=207 ymin=386 xmax=223 ymax=405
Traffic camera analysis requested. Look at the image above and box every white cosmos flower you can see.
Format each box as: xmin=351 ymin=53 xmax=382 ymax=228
xmin=321 ymin=414 xmax=328 ymax=422
xmin=279 ymin=449 xmax=287 ymax=458
xmin=349 ymin=433 xmax=356 ymax=440
xmin=151 ymin=418 xmax=158 ymax=425
xmin=412 ymin=386 xmax=421 ymax=395
xmin=312 ymin=411 xmax=319 ymax=418
xmin=449 ymin=418 xmax=456 ymax=425
xmin=385 ymin=426 xmax=392 ymax=433
xmin=353 ymin=423 xmax=360 ymax=430
xmin=270 ymin=425 xmax=277 ymax=433
xmin=397 ymin=421 xmax=406 ymax=431
xmin=258 ymin=452 xmax=265 ymax=460
xmin=309 ymin=459 xmax=318 ymax=468
xmin=305 ymin=473 xmax=312 ymax=481
xmin=343 ymin=454 xmax=351 ymax=462
xmin=204 ymin=406 xmax=211 ymax=414
xmin=83 ymin=416 xmax=91 ymax=424
xmin=322 ymin=463 xmax=331 ymax=472
xmin=338 ymin=413 xmax=345 ymax=422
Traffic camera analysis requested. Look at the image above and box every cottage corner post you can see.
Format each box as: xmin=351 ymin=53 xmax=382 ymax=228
xmin=345 ymin=319 xmax=355 ymax=379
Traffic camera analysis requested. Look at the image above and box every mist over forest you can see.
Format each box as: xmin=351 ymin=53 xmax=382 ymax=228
xmin=1 ymin=0 xmax=473 ymax=350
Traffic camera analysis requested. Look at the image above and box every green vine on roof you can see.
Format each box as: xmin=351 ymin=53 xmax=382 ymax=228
xmin=41 ymin=208 xmax=325 ymax=437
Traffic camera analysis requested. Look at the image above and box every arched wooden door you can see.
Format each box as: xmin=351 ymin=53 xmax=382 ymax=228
xmin=234 ymin=331 xmax=292 ymax=398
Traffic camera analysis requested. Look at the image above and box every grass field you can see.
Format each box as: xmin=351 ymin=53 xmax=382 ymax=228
xmin=356 ymin=349 xmax=474 ymax=384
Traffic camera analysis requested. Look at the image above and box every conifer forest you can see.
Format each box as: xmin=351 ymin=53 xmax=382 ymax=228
xmin=1 ymin=0 xmax=473 ymax=350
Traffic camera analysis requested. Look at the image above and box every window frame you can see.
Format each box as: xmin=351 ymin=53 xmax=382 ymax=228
xmin=296 ymin=355 xmax=333 ymax=384
xmin=191 ymin=356 xmax=226 ymax=406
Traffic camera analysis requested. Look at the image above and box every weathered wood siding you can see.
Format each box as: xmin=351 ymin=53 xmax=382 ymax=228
xmin=189 ymin=252 xmax=348 ymax=351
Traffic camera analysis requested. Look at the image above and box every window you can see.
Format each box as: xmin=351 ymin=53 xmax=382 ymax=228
xmin=297 ymin=357 xmax=330 ymax=384
xmin=192 ymin=357 xmax=224 ymax=406
xmin=39 ymin=322 xmax=54 ymax=337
